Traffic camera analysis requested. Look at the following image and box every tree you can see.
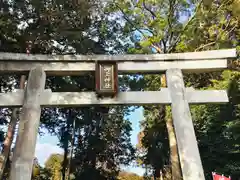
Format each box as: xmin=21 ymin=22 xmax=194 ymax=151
xmin=32 ymin=157 xmax=47 ymax=180
xmin=118 ymin=171 xmax=143 ymax=180
xmin=44 ymin=154 xmax=63 ymax=180
xmin=180 ymin=1 xmax=240 ymax=178
xmin=0 ymin=0 xmax=136 ymax=179
xmin=189 ymin=70 xmax=240 ymax=179
xmin=105 ymin=0 xmax=240 ymax=179
xmin=174 ymin=0 xmax=240 ymax=178
xmin=1 ymin=0 xmax=239 ymax=179
xmin=71 ymin=106 xmax=135 ymax=179
xmin=105 ymin=0 xmax=196 ymax=178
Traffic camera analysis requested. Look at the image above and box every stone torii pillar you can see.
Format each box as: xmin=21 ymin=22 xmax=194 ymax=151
xmin=166 ymin=68 xmax=205 ymax=180
xmin=10 ymin=66 xmax=46 ymax=180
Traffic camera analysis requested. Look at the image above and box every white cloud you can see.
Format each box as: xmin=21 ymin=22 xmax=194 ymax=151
xmin=35 ymin=143 xmax=63 ymax=167
xmin=121 ymin=166 xmax=145 ymax=176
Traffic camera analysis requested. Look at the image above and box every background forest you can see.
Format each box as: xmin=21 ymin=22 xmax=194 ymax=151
xmin=0 ymin=0 xmax=239 ymax=179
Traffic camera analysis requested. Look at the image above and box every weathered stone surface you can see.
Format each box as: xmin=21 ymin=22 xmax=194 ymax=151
xmin=10 ymin=66 xmax=46 ymax=180
xmin=0 ymin=48 xmax=236 ymax=61
xmin=0 ymin=88 xmax=228 ymax=107
xmin=166 ymin=68 xmax=205 ymax=180
xmin=0 ymin=59 xmax=228 ymax=75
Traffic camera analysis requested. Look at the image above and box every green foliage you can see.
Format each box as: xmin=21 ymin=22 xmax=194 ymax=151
xmin=108 ymin=0 xmax=195 ymax=178
xmin=0 ymin=0 xmax=239 ymax=179
xmin=190 ymin=70 xmax=240 ymax=179
xmin=0 ymin=0 xmax=135 ymax=179
xmin=118 ymin=171 xmax=143 ymax=180
xmin=180 ymin=2 xmax=240 ymax=178
xmin=44 ymin=154 xmax=63 ymax=180
xmin=32 ymin=158 xmax=52 ymax=180
xmin=108 ymin=0 xmax=240 ymax=179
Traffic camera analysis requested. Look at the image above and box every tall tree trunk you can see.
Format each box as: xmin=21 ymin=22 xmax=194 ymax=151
xmin=62 ymin=109 xmax=71 ymax=180
xmin=161 ymin=74 xmax=182 ymax=180
xmin=153 ymin=167 xmax=161 ymax=180
xmin=66 ymin=117 xmax=75 ymax=180
xmin=0 ymin=75 xmax=26 ymax=179
xmin=166 ymin=118 xmax=182 ymax=180
xmin=88 ymin=107 xmax=107 ymax=179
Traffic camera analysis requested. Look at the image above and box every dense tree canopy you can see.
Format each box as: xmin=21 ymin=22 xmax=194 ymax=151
xmin=0 ymin=0 xmax=239 ymax=180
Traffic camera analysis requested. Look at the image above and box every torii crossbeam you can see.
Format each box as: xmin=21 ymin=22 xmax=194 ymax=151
xmin=0 ymin=48 xmax=236 ymax=180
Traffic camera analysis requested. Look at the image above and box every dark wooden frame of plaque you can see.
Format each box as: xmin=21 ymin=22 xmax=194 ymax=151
xmin=95 ymin=61 xmax=118 ymax=97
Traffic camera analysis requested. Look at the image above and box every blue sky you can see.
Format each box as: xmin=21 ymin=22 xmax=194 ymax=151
xmin=35 ymin=107 xmax=145 ymax=176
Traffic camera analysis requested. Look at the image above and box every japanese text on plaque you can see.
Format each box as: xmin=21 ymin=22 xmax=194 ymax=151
xmin=100 ymin=65 xmax=113 ymax=90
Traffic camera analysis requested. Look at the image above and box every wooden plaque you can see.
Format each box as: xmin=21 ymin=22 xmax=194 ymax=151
xmin=95 ymin=61 xmax=118 ymax=96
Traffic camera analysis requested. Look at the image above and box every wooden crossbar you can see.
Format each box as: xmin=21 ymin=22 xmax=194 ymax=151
xmin=0 ymin=89 xmax=228 ymax=107
xmin=0 ymin=48 xmax=236 ymax=62
xmin=0 ymin=59 xmax=228 ymax=75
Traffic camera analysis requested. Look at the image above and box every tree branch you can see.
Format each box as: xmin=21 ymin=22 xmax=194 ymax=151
xmin=168 ymin=0 xmax=203 ymax=53
xmin=194 ymin=25 xmax=237 ymax=51
xmin=194 ymin=20 xmax=238 ymax=52
xmin=115 ymin=4 xmax=149 ymax=40
xmin=166 ymin=0 xmax=176 ymax=47
xmin=142 ymin=0 xmax=156 ymax=19
xmin=194 ymin=42 xmax=216 ymax=51
xmin=115 ymin=4 xmax=162 ymax=53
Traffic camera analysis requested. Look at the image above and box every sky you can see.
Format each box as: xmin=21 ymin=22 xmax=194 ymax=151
xmin=34 ymin=107 xmax=145 ymax=176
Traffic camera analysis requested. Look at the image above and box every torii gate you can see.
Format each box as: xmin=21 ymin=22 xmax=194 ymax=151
xmin=0 ymin=48 xmax=236 ymax=180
